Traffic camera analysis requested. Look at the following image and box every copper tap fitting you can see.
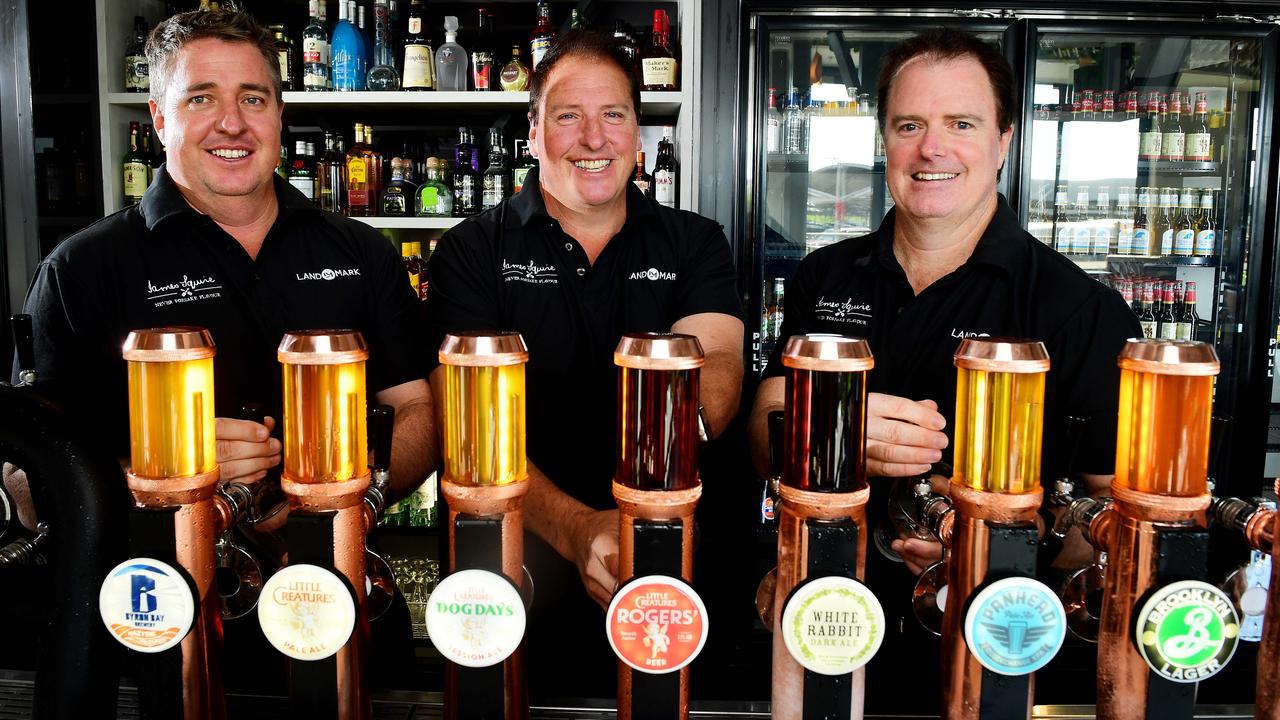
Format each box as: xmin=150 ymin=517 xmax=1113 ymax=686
xmin=1256 ymin=479 xmax=1280 ymax=720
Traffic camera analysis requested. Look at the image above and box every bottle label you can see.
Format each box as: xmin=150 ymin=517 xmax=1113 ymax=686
xmin=1117 ymin=228 xmax=1134 ymax=255
xmin=1092 ymin=227 xmax=1112 ymax=254
xmin=1055 ymin=227 xmax=1072 ymax=252
xmin=642 ymin=57 xmax=678 ymax=88
xmin=1160 ymin=322 xmax=1180 ymax=340
xmin=781 ymin=575 xmax=885 ymax=675
xmin=531 ymin=37 xmax=553 ymax=70
xmin=124 ymin=162 xmax=149 ymax=199
xmin=1176 ymin=321 xmax=1193 ymax=341
xmin=383 ymin=188 xmax=407 ymax=216
xmin=277 ymin=51 xmax=289 ymax=84
xmin=607 ymin=575 xmax=708 ymax=674
xmin=1140 ymin=131 xmax=1163 ymax=159
xmin=124 ymin=55 xmax=149 ymax=91
xmin=1187 ymin=133 xmax=1211 ymax=161
xmin=655 ymin=170 xmax=675 ymax=206
xmin=1071 ymin=227 xmax=1092 ymax=255
xmin=258 ymin=564 xmax=356 ymax=661
xmin=1134 ymin=228 xmax=1151 ymax=254
xmin=99 ymin=558 xmax=195 ymax=653
xmin=1141 ymin=320 xmax=1157 ymax=338
xmin=1160 ymin=229 xmax=1174 ymax=256
xmin=406 ymin=270 xmax=420 ymax=293
xmin=482 ymin=180 xmax=504 ymax=210
xmin=1162 ymin=132 xmax=1186 ymax=161
xmin=403 ymin=45 xmax=435 ymax=89
xmin=1174 ymin=229 xmax=1195 ymax=256
xmin=472 ymin=53 xmax=494 ymax=90
xmin=513 ymin=167 xmax=530 ymax=194
xmin=1195 ymin=229 xmax=1216 ymax=256
xmin=303 ymin=37 xmax=328 ymax=64
xmin=288 ymin=176 xmax=315 ymax=200
xmin=409 ymin=17 xmax=421 ymax=34
xmin=454 ymin=176 xmax=476 ymax=213
xmin=633 ymin=178 xmax=650 ymax=195
xmin=418 ymin=185 xmax=452 ymax=216
xmin=500 ymin=62 xmax=530 ymax=92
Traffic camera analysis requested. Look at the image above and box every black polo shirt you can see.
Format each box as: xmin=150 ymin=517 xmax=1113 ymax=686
xmin=16 ymin=165 xmax=426 ymax=454
xmin=764 ymin=198 xmax=1142 ymax=477
xmin=424 ymin=168 xmax=742 ymax=509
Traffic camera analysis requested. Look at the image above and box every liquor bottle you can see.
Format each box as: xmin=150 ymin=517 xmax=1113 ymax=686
xmin=1173 ymin=188 xmax=1197 ymax=256
xmin=402 ymin=0 xmax=434 ymax=90
xmin=1070 ymin=186 xmax=1092 ymax=255
xmin=654 ymin=126 xmax=677 ymax=209
xmin=1052 ymin=184 xmax=1071 ymax=252
xmin=1157 ymin=282 xmax=1178 ymax=339
xmin=1133 ymin=186 xmax=1153 ymax=255
xmin=123 ymin=121 xmax=148 ymax=204
xmin=288 ymin=140 xmax=315 ymax=200
xmin=303 ymin=0 xmax=331 ymax=91
xmin=435 ymin=16 xmax=468 ymax=92
xmin=346 ymin=123 xmax=373 ymax=216
xmin=1092 ymin=185 xmax=1112 ymax=254
xmin=632 ymin=150 xmax=653 ymax=198
xmin=412 ymin=241 xmax=429 ymax=300
xmin=1178 ymin=281 xmax=1200 ymax=341
xmin=1115 ymin=186 xmax=1134 ymax=255
xmin=124 ymin=16 xmax=149 ymax=92
xmin=471 ymin=9 xmax=495 ymax=91
xmin=512 ymin=141 xmax=536 ymax=194
xmin=1157 ymin=187 xmax=1177 ymax=256
xmin=500 ymin=46 xmax=530 ymax=91
xmin=783 ymin=87 xmax=806 ymax=154
xmin=640 ymin=9 xmax=677 ymax=91
xmin=317 ymin=132 xmax=344 ymax=213
xmin=270 ymin=25 xmax=296 ymax=91
xmin=137 ymin=124 xmax=157 ymax=186
xmin=381 ymin=158 xmax=415 ymax=216
xmin=356 ymin=4 xmax=372 ymax=78
xmin=1139 ymin=91 xmax=1162 ymax=161
xmin=530 ymin=0 xmax=554 ymax=70
xmin=481 ymin=127 xmax=511 ymax=210
xmin=1194 ymin=189 xmax=1217 ymax=256
xmin=417 ymin=157 xmax=454 ymax=216
xmin=614 ymin=20 xmax=639 ymax=70
xmin=1138 ymin=281 xmax=1157 ymax=338
xmin=367 ymin=0 xmax=401 ymax=90
xmin=453 ymin=130 xmax=479 ymax=216
xmin=1161 ymin=91 xmax=1185 ymax=161
xmin=332 ymin=1 xmax=365 ymax=91
xmin=1187 ymin=92 xmax=1212 ymax=162
xmin=766 ymin=88 xmax=782 ymax=153
xmin=401 ymin=240 xmax=422 ymax=297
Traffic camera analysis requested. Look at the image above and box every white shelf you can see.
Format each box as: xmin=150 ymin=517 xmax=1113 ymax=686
xmin=106 ymin=90 xmax=685 ymax=113
xmin=350 ymin=216 xmax=462 ymax=230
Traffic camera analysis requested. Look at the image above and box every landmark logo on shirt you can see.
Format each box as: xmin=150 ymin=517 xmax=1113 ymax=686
xmin=813 ymin=296 xmax=872 ymax=326
xmin=145 ymin=274 xmax=222 ymax=308
xmin=295 ymin=267 xmax=362 ymax=281
xmin=951 ymin=329 xmax=992 ymax=339
xmin=501 ymin=259 xmax=558 ymax=285
xmin=628 ymin=267 xmax=678 ymax=282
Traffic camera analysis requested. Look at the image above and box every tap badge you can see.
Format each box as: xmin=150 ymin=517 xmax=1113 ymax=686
xmin=607 ymin=575 xmax=708 ymax=674
xmin=1135 ymin=579 xmax=1240 ymax=683
xmin=257 ymin=564 xmax=356 ymax=661
xmin=964 ymin=576 xmax=1067 ymax=676
xmin=99 ymin=558 xmax=195 ymax=654
xmin=424 ymin=568 xmax=526 ymax=668
xmin=781 ymin=575 xmax=886 ymax=676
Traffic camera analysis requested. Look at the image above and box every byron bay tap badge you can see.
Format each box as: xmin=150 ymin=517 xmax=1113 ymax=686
xmin=1135 ymin=579 xmax=1241 ymax=682
xmin=99 ymin=558 xmax=196 ymax=653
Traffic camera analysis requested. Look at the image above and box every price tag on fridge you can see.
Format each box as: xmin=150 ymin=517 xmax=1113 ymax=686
xmin=964 ymin=576 xmax=1067 ymax=676
xmin=258 ymin=563 xmax=356 ymax=662
xmin=1134 ymin=579 xmax=1240 ymax=683
xmin=425 ymin=568 xmax=526 ymax=668
xmin=99 ymin=557 xmax=195 ymax=653
xmin=781 ymin=575 xmax=885 ymax=675
xmin=607 ymin=575 xmax=709 ymax=674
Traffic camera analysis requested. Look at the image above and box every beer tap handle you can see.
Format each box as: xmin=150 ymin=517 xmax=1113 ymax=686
xmin=229 ymin=403 xmax=285 ymax=526
xmin=767 ymin=410 xmax=784 ymax=480
xmin=11 ymin=315 xmax=36 ymax=386
xmin=365 ymin=404 xmax=395 ymax=527
xmin=1207 ymin=415 xmax=1231 ymax=490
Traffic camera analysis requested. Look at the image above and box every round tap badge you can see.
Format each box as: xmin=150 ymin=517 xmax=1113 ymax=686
xmin=257 ymin=564 xmax=356 ymax=661
xmin=425 ymin=568 xmax=526 ymax=668
xmin=964 ymin=576 xmax=1067 ymax=676
xmin=781 ymin=575 xmax=885 ymax=676
xmin=99 ymin=558 xmax=195 ymax=653
xmin=1135 ymin=579 xmax=1240 ymax=683
xmin=607 ymin=575 xmax=709 ymax=674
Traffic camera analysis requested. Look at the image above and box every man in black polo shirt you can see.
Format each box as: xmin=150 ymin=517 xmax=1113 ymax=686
xmin=423 ymin=31 xmax=743 ymax=694
xmin=7 ymin=11 xmax=433 ymax=521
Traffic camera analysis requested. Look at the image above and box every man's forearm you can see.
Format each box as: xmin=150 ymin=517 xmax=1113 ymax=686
xmin=748 ymin=377 xmax=785 ymax=479
xmin=522 ymin=461 xmax=592 ymax=563
xmin=388 ymin=398 xmax=437 ymax=502
xmin=700 ymin=348 xmax=744 ymax=439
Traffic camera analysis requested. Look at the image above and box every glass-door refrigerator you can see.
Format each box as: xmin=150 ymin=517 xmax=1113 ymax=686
xmin=1012 ymin=19 xmax=1279 ymax=496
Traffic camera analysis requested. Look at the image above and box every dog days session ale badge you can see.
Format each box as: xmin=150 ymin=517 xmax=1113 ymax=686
xmin=425 ymin=568 xmax=526 ymax=667
xmin=781 ymin=575 xmax=885 ymax=675
xmin=99 ymin=557 xmax=195 ymax=653
xmin=607 ymin=575 xmax=709 ymax=673
xmin=257 ymin=563 xmax=357 ymax=661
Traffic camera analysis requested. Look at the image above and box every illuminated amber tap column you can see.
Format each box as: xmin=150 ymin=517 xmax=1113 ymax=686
xmin=123 ymin=327 xmax=225 ymax=720
xmin=277 ymin=330 xmax=372 ymax=720
xmin=770 ymin=334 xmax=874 ymax=720
xmin=611 ymin=333 xmax=705 ymax=720
xmin=1096 ymin=339 xmax=1221 ymax=720
xmin=438 ymin=331 xmax=530 ymax=720
xmin=939 ymin=339 xmax=1054 ymax=720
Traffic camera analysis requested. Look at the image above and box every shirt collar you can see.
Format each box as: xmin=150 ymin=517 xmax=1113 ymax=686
xmin=504 ymin=165 xmax=657 ymax=230
xmin=139 ymin=163 xmax=319 ymax=231
xmin=874 ymin=194 xmax=1027 ymax=279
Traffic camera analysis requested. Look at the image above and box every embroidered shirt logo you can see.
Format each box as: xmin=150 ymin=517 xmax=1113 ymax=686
xmin=501 ymin=259 xmax=558 ymax=285
xmin=146 ymin=274 xmax=223 ymax=308
xmin=813 ymin=296 xmax=872 ymax=325
xmin=629 ymin=267 xmax=678 ymax=281
xmin=296 ymin=267 xmax=361 ymax=281
xmin=951 ymin=329 xmax=992 ymax=339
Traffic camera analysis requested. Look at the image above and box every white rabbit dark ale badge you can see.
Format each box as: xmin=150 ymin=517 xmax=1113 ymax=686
xmin=781 ymin=575 xmax=885 ymax=675
xmin=607 ymin=575 xmax=708 ymax=674
xmin=1135 ymin=580 xmax=1240 ymax=683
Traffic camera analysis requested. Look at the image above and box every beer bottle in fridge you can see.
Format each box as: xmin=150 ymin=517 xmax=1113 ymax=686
xmin=1115 ymin=186 xmax=1134 ymax=255
xmin=1071 ymin=185 xmax=1092 ymax=254
xmin=1194 ymin=189 xmax=1217 ymax=256
xmin=1053 ymin=184 xmax=1072 ymax=252
xmin=1158 ymin=282 xmax=1178 ymax=339
xmin=1161 ymin=92 xmax=1185 ymax=161
xmin=1138 ymin=281 xmax=1157 ymax=338
xmin=1178 ymin=281 xmax=1200 ymax=341
xmin=1139 ymin=91 xmax=1163 ymax=161
xmin=1173 ymin=187 xmax=1196 ymax=256
xmin=1133 ymin=187 xmax=1153 ymax=255
xmin=1158 ymin=188 xmax=1177 ymax=256
xmin=1092 ymin=185 xmax=1112 ymax=254
xmin=1187 ymin=92 xmax=1212 ymax=162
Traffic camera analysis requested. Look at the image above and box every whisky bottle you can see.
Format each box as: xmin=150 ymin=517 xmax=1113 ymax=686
xmin=345 ymin=123 xmax=373 ymax=216
xmin=124 ymin=16 xmax=149 ymax=93
xmin=123 ymin=121 xmax=148 ymax=204
xmin=640 ymin=9 xmax=677 ymax=91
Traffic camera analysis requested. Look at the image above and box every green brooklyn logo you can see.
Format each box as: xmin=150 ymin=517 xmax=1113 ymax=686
xmin=1136 ymin=580 xmax=1239 ymax=683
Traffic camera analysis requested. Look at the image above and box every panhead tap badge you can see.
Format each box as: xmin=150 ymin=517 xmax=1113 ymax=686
xmin=964 ymin=576 xmax=1067 ymax=676
xmin=257 ymin=564 xmax=356 ymax=661
xmin=1135 ymin=579 xmax=1240 ymax=683
xmin=425 ymin=568 xmax=526 ymax=668
xmin=99 ymin=558 xmax=195 ymax=653
xmin=781 ymin=575 xmax=885 ymax=675
xmin=607 ymin=575 xmax=708 ymax=674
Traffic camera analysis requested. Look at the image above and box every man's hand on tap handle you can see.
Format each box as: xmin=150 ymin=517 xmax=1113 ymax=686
xmin=572 ymin=508 xmax=621 ymax=609
xmin=215 ymin=416 xmax=282 ymax=485
xmin=866 ymin=393 xmax=949 ymax=478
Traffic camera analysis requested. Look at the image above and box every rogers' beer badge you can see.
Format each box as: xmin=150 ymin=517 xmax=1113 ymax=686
xmin=1135 ymin=579 xmax=1240 ymax=683
xmin=607 ymin=575 xmax=708 ymax=674
xmin=99 ymin=558 xmax=196 ymax=653
xmin=257 ymin=564 xmax=356 ymax=661
xmin=781 ymin=575 xmax=885 ymax=675
xmin=963 ymin=576 xmax=1067 ymax=676
xmin=425 ymin=568 xmax=526 ymax=668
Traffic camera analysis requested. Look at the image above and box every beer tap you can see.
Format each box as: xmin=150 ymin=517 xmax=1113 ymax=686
xmin=768 ymin=334 xmax=884 ymax=720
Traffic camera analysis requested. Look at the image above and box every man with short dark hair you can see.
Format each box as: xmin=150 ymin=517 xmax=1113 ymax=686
xmin=424 ymin=30 xmax=744 ymax=695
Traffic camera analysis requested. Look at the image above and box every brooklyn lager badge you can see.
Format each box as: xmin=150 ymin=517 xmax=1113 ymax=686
xmin=607 ymin=575 xmax=709 ymax=674
xmin=424 ymin=569 xmax=526 ymax=668
xmin=1135 ymin=579 xmax=1240 ymax=683
xmin=99 ymin=558 xmax=195 ymax=653
xmin=257 ymin=564 xmax=356 ymax=661
xmin=964 ymin=576 xmax=1067 ymax=676
xmin=781 ymin=575 xmax=885 ymax=676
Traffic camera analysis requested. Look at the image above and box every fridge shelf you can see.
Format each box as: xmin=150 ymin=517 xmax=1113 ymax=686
xmin=1105 ymin=254 xmax=1218 ymax=267
xmin=766 ymin=153 xmax=886 ymax=172
xmin=1136 ymin=160 xmax=1220 ymax=174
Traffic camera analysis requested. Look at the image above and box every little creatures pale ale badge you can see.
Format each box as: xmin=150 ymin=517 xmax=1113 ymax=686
xmin=607 ymin=575 xmax=709 ymax=674
xmin=1135 ymin=579 xmax=1240 ymax=683
xmin=257 ymin=564 xmax=357 ymax=661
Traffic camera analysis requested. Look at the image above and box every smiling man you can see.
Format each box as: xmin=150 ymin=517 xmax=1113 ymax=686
xmin=12 ymin=10 xmax=435 ymax=513
xmin=423 ymin=31 xmax=743 ymax=696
